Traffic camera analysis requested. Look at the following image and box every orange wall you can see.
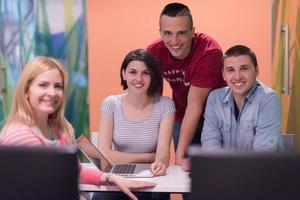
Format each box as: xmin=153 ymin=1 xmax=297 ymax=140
xmin=87 ymin=0 xmax=271 ymax=132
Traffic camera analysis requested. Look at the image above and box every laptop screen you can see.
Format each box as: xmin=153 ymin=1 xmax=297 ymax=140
xmin=76 ymin=135 xmax=112 ymax=172
xmin=188 ymin=146 xmax=300 ymax=200
xmin=0 ymin=145 xmax=79 ymax=200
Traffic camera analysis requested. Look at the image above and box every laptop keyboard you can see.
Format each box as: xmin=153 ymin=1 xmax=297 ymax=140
xmin=112 ymin=164 xmax=136 ymax=174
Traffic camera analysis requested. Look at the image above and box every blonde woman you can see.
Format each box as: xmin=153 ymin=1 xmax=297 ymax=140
xmin=0 ymin=56 xmax=155 ymax=200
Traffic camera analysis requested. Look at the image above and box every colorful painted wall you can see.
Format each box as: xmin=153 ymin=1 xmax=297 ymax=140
xmin=0 ymin=0 xmax=89 ymax=137
xmin=272 ymin=0 xmax=300 ymax=148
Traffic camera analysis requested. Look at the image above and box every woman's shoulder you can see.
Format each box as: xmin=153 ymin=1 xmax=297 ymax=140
xmin=0 ymin=122 xmax=43 ymax=146
xmin=102 ymin=94 xmax=124 ymax=105
xmin=156 ymin=95 xmax=175 ymax=106
xmin=2 ymin=122 xmax=33 ymax=133
xmin=155 ymin=96 xmax=176 ymax=114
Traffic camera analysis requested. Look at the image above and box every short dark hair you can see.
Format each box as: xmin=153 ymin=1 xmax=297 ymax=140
xmin=223 ymin=45 xmax=258 ymax=68
xmin=160 ymin=2 xmax=193 ymax=30
xmin=120 ymin=49 xmax=162 ymax=96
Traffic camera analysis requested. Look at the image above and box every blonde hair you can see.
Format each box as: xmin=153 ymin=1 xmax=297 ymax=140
xmin=2 ymin=56 xmax=73 ymax=142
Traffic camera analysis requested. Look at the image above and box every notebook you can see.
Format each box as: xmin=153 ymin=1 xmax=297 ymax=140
xmin=75 ymin=134 xmax=153 ymax=177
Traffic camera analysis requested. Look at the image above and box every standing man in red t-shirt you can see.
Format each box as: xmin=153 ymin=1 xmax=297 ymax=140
xmin=147 ymin=3 xmax=225 ymax=168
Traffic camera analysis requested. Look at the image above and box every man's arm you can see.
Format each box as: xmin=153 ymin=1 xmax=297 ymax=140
xmin=253 ymin=93 xmax=282 ymax=151
xmin=175 ymin=85 xmax=211 ymax=166
xmin=201 ymin=91 xmax=223 ymax=149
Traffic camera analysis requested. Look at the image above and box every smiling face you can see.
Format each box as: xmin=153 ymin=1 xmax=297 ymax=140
xmin=223 ymin=55 xmax=259 ymax=101
xmin=26 ymin=68 xmax=64 ymax=120
xmin=160 ymin=15 xmax=194 ymax=60
xmin=122 ymin=60 xmax=151 ymax=95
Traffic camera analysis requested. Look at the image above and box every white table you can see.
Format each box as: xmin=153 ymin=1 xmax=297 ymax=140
xmin=80 ymin=164 xmax=190 ymax=193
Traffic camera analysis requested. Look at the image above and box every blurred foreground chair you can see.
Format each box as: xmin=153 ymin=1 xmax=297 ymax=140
xmin=0 ymin=145 xmax=79 ymax=200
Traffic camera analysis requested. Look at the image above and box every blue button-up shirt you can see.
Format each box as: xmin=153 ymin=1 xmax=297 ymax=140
xmin=201 ymin=80 xmax=284 ymax=151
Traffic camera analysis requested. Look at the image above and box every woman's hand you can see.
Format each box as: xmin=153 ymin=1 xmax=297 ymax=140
xmin=151 ymin=161 xmax=167 ymax=176
xmin=108 ymin=174 xmax=156 ymax=200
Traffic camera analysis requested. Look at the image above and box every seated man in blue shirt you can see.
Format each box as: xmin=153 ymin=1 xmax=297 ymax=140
xmin=201 ymin=45 xmax=284 ymax=151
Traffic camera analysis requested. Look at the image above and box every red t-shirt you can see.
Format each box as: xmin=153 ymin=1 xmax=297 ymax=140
xmin=147 ymin=33 xmax=226 ymax=123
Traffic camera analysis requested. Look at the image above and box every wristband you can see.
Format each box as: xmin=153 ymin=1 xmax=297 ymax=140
xmin=105 ymin=173 xmax=112 ymax=185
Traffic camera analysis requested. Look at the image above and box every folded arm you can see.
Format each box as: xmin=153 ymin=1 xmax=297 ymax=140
xmin=253 ymin=93 xmax=282 ymax=151
xmin=201 ymin=92 xmax=223 ymax=149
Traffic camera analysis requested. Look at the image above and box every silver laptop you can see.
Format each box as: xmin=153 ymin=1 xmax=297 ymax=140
xmin=75 ymin=135 xmax=153 ymax=177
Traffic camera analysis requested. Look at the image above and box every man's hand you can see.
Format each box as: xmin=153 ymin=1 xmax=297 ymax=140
xmin=181 ymin=157 xmax=191 ymax=171
xmin=175 ymin=152 xmax=185 ymax=166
